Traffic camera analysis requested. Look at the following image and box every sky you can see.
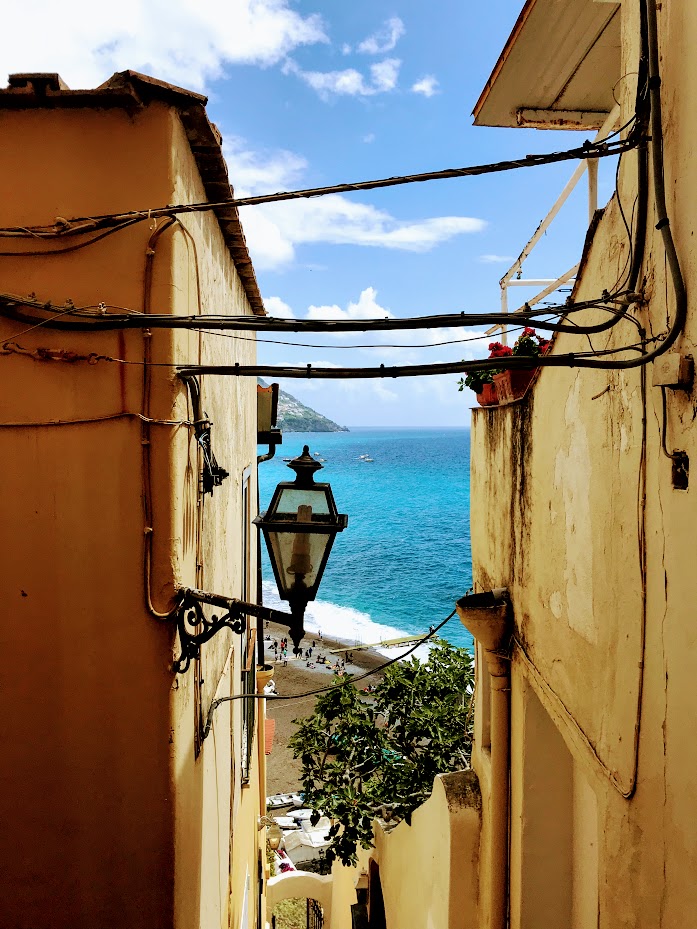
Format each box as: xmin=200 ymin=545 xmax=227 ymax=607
xmin=3 ymin=0 xmax=618 ymax=426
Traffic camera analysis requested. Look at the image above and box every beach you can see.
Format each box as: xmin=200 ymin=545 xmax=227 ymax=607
xmin=261 ymin=620 xmax=389 ymax=796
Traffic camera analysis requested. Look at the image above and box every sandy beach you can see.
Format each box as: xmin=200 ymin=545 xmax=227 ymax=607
xmin=260 ymin=619 xmax=389 ymax=796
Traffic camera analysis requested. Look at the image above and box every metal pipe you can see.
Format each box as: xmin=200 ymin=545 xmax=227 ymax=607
xmin=456 ymin=591 xmax=511 ymax=929
xmin=486 ymin=652 xmax=511 ymax=929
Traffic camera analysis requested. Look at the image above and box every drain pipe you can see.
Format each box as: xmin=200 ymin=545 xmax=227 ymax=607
xmin=457 ymin=589 xmax=512 ymax=929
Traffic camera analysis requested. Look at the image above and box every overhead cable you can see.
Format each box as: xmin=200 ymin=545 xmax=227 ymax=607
xmin=0 ymin=290 xmax=637 ymax=337
xmin=0 ymin=136 xmax=640 ymax=239
xmin=200 ymin=608 xmax=458 ymax=740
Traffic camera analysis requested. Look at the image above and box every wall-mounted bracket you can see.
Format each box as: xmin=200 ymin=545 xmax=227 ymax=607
xmin=180 ymin=374 xmax=229 ymax=496
xmin=173 ymin=587 xmax=294 ymax=674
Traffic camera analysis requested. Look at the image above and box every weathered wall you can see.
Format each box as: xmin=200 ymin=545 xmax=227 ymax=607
xmin=0 ymin=99 xmax=261 ymax=929
xmin=469 ymin=2 xmax=697 ymax=927
xmin=371 ymin=771 xmax=481 ymax=929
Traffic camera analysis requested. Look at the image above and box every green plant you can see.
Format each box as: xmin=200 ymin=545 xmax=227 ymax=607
xmin=511 ymin=327 xmax=550 ymax=357
xmin=458 ymin=329 xmax=550 ymax=394
xmin=273 ymin=898 xmax=307 ymax=929
xmin=290 ymin=641 xmax=474 ymax=867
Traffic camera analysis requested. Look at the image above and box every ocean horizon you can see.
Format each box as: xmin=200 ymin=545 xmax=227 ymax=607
xmin=258 ymin=426 xmax=473 ymax=655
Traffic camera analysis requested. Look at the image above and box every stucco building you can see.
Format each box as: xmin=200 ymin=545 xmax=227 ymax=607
xmin=0 ymin=71 xmax=271 ymax=929
xmin=3 ymin=0 xmax=696 ymax=925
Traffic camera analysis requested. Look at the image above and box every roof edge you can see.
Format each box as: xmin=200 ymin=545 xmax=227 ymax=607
xmin=0 ymin=70 xmax=266 ymax=316
xmin=472 ymin=0 xmax=538 ymax=123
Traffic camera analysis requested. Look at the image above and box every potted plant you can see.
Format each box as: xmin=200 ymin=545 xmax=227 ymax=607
xmin=492 ymin=328 xmax=550 ymax=403
xmin=458 ymin=340 xmax=513 ymax=406
xmin=458 ymin=369 xmax=498 ymax=406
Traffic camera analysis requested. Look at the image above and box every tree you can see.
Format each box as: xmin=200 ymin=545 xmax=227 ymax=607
xmin=289 ymin=640 xmax=474 ymax=867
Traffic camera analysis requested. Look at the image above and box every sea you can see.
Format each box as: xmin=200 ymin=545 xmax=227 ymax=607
xmin=257 ymin=427 xmax=474 ymax=656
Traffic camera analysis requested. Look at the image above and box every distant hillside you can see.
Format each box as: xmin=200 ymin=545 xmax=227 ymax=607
xmin=259 ymin=380 xmax=349 ymax=433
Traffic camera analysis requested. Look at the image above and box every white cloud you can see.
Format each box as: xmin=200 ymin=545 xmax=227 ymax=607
xmin=226 ymin=137 xmax=306 ymax=193
xmin=357 ymin=17 xmax=405 ymax=55
xmin=370 ymin=59 xmax=400 ymax=92
xmin=363 ymin=133 xmax=376 ymax=144
xmin=0 ymin=0 xmax=327 ymax=91
xmin=297 ymin=287 xmax=491 ymax=360
xmin=341 ymin=43 xmax=352 ymax=56
xmin=247 ymin=196 xmax=485 ymax=269
xmin=283 ymin=57 xmax=400 ymax=100
xmin=223 ymin=139 xmax=487 ymax=270
xmin=307 ymin=287 xmax=395 ymax=322
xmin=264 ymin=296 xmax=295 ymax=318
xmin=478 ymin=254 xmax=514 ymax=264
xmin=411 ymin=75 xmax=439 ymax=98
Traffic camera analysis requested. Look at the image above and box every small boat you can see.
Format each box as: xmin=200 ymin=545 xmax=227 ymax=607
xmin=362 ymin=457 xmax=374 ymax=462
xmin=282 ymin=457 xmax=293 ymax=462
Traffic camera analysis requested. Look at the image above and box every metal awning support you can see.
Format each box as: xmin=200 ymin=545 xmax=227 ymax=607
xmin=493 ymin=104 xmax=619 ymax=344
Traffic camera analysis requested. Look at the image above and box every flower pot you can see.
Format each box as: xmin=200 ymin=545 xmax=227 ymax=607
xmin=492 ymin=369 xmax=536 ymax=403
xmin=476 ymin=382 xmax=499 ymax=406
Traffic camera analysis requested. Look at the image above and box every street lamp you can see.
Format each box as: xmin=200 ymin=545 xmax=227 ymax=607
xmin=254 ymin=446 xmax=348 ymax=654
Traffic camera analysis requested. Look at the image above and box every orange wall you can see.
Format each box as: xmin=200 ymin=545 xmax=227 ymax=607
xmin=0 ymin=100 xmax=261 ymax=929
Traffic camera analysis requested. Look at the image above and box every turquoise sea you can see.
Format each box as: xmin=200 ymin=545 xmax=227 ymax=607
xmin=257 ymin=427 xmax=474 ymax=653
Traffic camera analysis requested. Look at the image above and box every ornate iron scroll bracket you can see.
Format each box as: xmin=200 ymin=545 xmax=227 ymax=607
xmin=173 ymin=589 xmax=245 ymax=674
xmin=172 ymin=587 xmax=295 ymax=674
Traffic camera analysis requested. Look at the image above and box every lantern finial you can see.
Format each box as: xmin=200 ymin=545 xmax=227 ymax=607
xmin=288 ymin=445 xmax=323 ymax=487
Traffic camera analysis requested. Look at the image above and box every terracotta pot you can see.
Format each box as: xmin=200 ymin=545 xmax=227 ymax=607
xmin=492 ymin=368 xmax=536 ymax=403
xmin=476 ymin=382 xmax=498 ymax=406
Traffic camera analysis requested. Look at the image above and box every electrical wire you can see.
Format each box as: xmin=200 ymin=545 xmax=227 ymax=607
xmin=0 ymin=290 xmax=638 ymax=336
xmin=0 ymin=218 xmax=144 ymax=256
xmin=659 ymin=385 xmax=681 ymax=461
xmin=194 ymin=316 xmax=570 ymax=351
xmin=0 ymin=412 xmax=194 ymax=428
xmin=0 ymin=4 xmax=678 ymax=378
xmin=201 ymin=607 xmax=458 ymax=739
xmin=0 ymin=136 xmax=639 ymax=240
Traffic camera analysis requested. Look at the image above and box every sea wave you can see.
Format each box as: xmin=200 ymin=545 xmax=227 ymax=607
xmin=261 ymin=581 xmax=431 ymax=661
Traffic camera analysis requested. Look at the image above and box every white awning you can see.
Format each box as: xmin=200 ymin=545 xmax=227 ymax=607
xmin=473 ymin=0 xmax=621 ymax=130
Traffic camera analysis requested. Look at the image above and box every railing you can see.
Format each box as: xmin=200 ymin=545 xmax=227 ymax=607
xmin=490 ymin=104 xmax=620 ymax=345
xmin=307 ymin=898 xmax=324 ymax=929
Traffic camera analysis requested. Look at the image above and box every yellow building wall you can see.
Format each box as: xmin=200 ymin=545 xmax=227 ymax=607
xmin=0 ymin=97 xmax=263 ymax=929
xmin=469 ymin=2 xmax=697 ymax=927
xmin=320 ymin=772 xmax=481 ymax=929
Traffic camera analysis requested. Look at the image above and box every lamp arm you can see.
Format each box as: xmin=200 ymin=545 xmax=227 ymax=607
xmin=172 ymin=586 xmax=293 ymax=674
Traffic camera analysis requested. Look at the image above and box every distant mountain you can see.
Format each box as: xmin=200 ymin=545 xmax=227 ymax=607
xmin=259 ymin=379 xmax=349 ymax=433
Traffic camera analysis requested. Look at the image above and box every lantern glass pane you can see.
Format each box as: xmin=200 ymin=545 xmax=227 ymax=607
xmin=267 ymin=529 xmax=332 ymax=599
xmin=275 ymin=487 xmax=331 ymax=517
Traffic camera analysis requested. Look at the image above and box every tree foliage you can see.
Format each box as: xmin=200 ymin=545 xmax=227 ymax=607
xmin=289 ymin=641 xmax=474 ymax=867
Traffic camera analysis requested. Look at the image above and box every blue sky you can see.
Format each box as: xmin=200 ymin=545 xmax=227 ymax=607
xmin=5 ymin=0 xmax=616 ymax=425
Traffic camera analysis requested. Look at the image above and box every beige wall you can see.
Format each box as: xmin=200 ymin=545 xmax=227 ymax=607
xmin=469 ymin=2 xmax=697 ymax=927
xmin=0 ymin=99 xmax=263 ymax=929
xmin=368 ymin=771 xmax=480 ymax=929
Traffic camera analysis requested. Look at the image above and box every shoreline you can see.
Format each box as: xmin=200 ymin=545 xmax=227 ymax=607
xmin=261 ymin=619 xmax=389 ymax=797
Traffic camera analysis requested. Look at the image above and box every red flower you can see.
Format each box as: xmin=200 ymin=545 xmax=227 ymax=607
xmin=488 ymin=342 xmax=513 ymax=358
